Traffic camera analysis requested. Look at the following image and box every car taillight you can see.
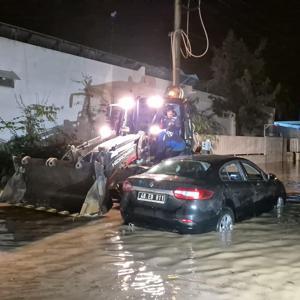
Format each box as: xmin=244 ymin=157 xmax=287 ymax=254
xmin=180 ymin=218 xmax=194 ymax=224
xmin=122 ymin=180 xmax=133 ymax=192
xmin=173 ymin=187 xmax=214 ymax=200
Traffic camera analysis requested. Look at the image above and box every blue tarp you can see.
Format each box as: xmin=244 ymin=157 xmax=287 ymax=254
xmin=274 ymin=121 xmax=300 ymax=129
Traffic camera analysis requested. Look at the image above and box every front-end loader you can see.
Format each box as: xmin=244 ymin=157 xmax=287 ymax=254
xmin=0 ymin=90 xmax=194 ymax=216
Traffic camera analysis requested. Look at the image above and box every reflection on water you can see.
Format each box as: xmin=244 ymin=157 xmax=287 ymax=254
xmin=112 ymin=235 xmax=166 ymax=297
xmin=113 ymin=203 xmax=300 ymax=299
xmin=0 ymin=216 xmax=14 ymax=248
xmin=0 ymin=206 xmax=88 ymax=250
xmin=0 ymin=162 xmax=300 ymax=300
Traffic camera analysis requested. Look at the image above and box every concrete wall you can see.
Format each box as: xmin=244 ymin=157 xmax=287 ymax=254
xmin=289 ymin=138 xmax=300 ymax=152
xmin=197 ymin=135 xmax=287 ymax=164
xmin=265 ymin=137 xmax=287 ymax=163
xmin=212 ymin=135 xmax=265 ymax=155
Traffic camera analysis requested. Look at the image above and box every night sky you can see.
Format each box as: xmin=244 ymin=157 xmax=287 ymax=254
xmin=1 ymin=0 xmax=299 ymax=116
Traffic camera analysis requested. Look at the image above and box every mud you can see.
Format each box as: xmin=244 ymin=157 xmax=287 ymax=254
xmin=0 ymin=162 xmax=300 ymax=300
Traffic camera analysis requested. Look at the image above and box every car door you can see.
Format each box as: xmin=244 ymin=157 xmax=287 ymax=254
xmin=219 ymin=161 xmax=255 ymax=220
xmin=239 ymin=161 xmax=275 ymax=215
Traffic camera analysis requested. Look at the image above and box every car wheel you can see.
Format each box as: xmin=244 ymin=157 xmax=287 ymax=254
xmin=216 ymin=207 xmax=235 ymax=232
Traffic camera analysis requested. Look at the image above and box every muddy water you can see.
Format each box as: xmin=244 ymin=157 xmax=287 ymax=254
xmin=0 ymin=162 xmax=300 ymax=300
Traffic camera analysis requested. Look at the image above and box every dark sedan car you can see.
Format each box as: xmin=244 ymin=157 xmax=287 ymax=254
xmin=120 ymin=155 xmax=286 ymax=233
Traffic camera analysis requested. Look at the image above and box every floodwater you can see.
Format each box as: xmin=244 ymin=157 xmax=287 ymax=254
xmin=0 ymin=162 xmax=300 ymax=300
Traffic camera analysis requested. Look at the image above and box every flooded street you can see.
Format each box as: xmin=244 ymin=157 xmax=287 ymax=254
xmin=1 ymin=162 xmax=300 ymax=300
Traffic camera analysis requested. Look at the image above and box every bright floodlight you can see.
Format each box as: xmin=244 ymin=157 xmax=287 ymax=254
xmin=118 ymin=96 xmax=135 ymax=110
xmin=99 ymin=125 xmax=113 ymax=139
xmin=149 ymin=125 xmax=163 ymax=135
xmin=147 ymin=95 xmax=164 ymax=109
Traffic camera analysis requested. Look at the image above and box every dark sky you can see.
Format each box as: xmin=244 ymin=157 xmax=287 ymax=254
xmin=1 ymin=0 xmax=299 ymax=113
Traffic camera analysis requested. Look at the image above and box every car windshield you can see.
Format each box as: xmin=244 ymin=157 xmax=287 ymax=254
xmin=147 ymin=159 xmax=211 ymax=179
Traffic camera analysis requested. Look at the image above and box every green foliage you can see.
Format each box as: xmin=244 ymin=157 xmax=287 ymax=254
xmin=0 ymin=97 xmax=63 ymax=181
xmin=208 ymin=30 xmax=280 ymax=136
xmin=192 ymin=113 xmax=220 ymax=135
xmin=274 ymin=86 xmax=295 ymax=120
xmin=0 ymin=96 xmax=60 ymax=142
xmin=187 ymin=97 xmax=222 ymax=135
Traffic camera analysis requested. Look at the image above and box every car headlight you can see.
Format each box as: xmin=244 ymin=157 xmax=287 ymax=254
xmin=147 ymin=95 xmax=164 ymax=109
xmin=99 ymin=125 xmax=113 ymax=139
xmin=149 ymin=125 xmax=163 ymax=135
xmin=118 ymin=96 xmax=135 ymax=110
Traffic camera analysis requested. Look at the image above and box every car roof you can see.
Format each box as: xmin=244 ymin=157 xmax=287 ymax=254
xmin=168 ymin=154 xmax=244 ymax=165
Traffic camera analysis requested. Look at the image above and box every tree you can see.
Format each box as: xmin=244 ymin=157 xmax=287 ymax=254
xmin=0 ymin=96 xmax=60 ymax=154
xmin=274 ymin=85 xmax=296 ymax=120
xmin=207 ymin=30 xmax=280 ymax=136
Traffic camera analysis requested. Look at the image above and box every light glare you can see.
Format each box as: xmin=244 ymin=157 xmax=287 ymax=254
xmin=99 ymin=125 xmax=113 ymax=139
xmin=118 ymin=96 xmax=135 ymax=110
xmin=149 ymin=125 xmax=163 ymax=135
xmin=147 ymin=95 xmax=164 ymax=108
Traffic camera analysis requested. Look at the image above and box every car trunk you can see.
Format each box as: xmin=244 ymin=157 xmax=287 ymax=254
xmin=128 ymin=174 xmax=212 ymax=215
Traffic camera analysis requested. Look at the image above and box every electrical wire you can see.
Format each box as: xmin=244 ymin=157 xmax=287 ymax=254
xmin=183 ymin=0 xmax=209 ymax=58
xmin=170 ymin=0 xmax=209 ymax=64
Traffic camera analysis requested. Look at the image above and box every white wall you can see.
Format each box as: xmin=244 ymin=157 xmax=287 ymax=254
xmin=0 ymin=36 xmax=235 ymax=142
xmin=0 ymin=37 xmax=170 ymax=141
xmin=185 ymin=88 xmax=236 ymax=135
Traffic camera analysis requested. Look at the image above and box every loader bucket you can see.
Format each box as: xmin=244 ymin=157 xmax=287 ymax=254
xmin=0 ymin=158 xmax=103 ymax=214
xmin=1 ymin=133 xmax=143 ymax=216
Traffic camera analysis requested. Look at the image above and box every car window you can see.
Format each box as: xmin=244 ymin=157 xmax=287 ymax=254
xmin=134 ymin=100 xmax=156 ymax=131
xmin=147 ymin=159 xmax=211 ymax=179
xmin=220 ymin=162 xmax=244 ymax=182
xmin=241 ymin=162 xmax=264 ymax=181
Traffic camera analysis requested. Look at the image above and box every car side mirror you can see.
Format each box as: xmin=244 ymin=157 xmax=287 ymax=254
xmin=267 ymin=173 xmax=276 ymax=181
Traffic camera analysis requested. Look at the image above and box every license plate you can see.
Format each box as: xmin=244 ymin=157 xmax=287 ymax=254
xmin=137 ymin=192 xmax=166 ymax=204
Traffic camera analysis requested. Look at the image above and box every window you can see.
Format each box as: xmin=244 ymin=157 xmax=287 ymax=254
xmin=0 ymin=70 xmax=20 ymax=88
xmin=147 ymin=159 xmax=211 ymax=179
xmin=220 ymin=162 xmax=243 ymax=182
xmin=0 ymin=77 xmax=14 ymax=88
xmin=135 ymin=99 xmax=157 ymax=132
xmin=241 ymin=162 xmax=264 ymax=181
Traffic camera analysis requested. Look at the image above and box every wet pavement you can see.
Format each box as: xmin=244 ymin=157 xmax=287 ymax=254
xmin=0 ymin=162 xmax=300 ymax=300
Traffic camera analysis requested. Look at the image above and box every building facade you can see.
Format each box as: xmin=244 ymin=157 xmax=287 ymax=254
xmin=0 ymin=22 xmax=235 ymax=143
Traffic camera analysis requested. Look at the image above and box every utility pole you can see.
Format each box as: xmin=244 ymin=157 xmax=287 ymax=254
xmin=173 ymin=0 xmax=182 ymax=86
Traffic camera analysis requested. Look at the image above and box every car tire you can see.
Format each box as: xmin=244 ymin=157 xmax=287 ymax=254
xmin=276 ymin=196 xmax=285 ymax=208
xmin=216 ymin=207 xmax=235 ymax=232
